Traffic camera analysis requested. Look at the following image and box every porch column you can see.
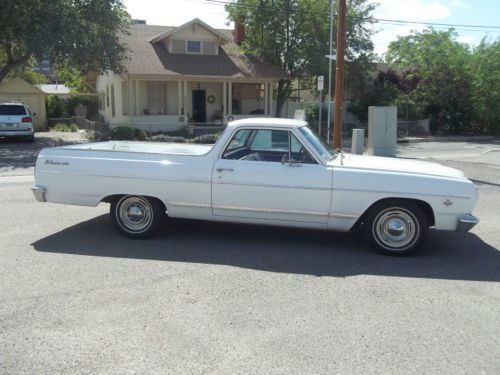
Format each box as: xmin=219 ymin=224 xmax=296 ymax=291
xmin=268 ymin=83 xmax=273 ymax=117
xmin=228 ymin=81 xmax=232 ymax=116
xmin=128 ymin=79 xmax=134 ymax=116
xmin=135 ymin=80 xmax=140 ymax=116
xmin=177 ymin=80 xmax=182 ymax=115
xmin=183 ymin=80 xmax=188 ymax=118
xmin=264 ymin=82 xmax=269 ymax=115
xmin=222 ymin=81 xmax=227 ymax=118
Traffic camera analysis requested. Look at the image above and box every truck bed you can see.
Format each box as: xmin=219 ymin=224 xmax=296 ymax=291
xmin=62 ymin=141 xmax=214 ymax=156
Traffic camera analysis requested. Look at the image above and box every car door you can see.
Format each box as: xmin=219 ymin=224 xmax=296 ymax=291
xmin=211 ymin=128 xmax=332 ymax=224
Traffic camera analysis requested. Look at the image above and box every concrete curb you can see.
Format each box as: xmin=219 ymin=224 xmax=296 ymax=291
xmin=398 ymin=135 xmax=497 ymax=143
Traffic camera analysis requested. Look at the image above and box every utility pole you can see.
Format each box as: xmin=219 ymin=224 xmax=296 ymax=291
xmin=326 ymin=0 xmax=334 ymax=140
xmin=333 ymin=0 xmax=346 ymax=149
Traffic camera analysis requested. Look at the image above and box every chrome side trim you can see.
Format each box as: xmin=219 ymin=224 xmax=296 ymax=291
xmin=168 ymin=202 xmax=211 ymax=209
xmin=37 ymin=171 xmax=211 ymax=184
xmin=457 ymin=214 xmax=479 ymax=232
xmin=31 ymin=185 xmax=46 ymax=202
xmin=213 ymin=181 xmax=330 ymax=191
xmin=330 ymin=213 xmax=358 ymax=219
xmin=332 ymin=186 xmax=472 ymax=199
xmin=212 ymin=204 xmax=330 ymax=217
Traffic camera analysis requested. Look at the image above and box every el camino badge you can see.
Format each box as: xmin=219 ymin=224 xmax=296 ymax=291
xmin=45 ymin=159 xmax=69 ymax=166
xmin=443 ymin=199 xmax=453 ymax=207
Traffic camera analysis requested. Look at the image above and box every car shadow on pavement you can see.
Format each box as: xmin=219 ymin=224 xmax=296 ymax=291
xmin=0 ymin=137 xmax=54 ymax=172
xmin=32 ymin=214 xmax=500 ymax=282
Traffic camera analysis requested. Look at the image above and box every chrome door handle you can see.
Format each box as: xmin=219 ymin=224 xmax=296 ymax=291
xmin=216 ymin=168 xmax=234 ymax=172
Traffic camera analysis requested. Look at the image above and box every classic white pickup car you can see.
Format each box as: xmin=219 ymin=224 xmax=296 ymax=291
xmin=32 ymin=118 xmax=479 ymax=255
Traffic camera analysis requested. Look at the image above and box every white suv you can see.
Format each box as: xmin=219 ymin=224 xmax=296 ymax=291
xmin=0 ymin=102 xmax=35 ymax=142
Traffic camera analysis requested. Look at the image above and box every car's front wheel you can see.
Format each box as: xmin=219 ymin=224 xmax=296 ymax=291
xmin=363 ymin=200 xmax=429 ymax=256
xmin=110 ymin=195 xmax=165 ymax=239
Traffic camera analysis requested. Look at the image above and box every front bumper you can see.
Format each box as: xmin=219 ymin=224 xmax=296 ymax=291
xmin=31 ymin=185 xmax=46 ymax=202
xmin=457 ymin=214 xmax=479 ymax=233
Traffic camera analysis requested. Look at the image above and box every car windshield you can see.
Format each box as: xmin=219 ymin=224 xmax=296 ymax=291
xmin=0 ymin=105 xmax=26 ymax=116
xmin=299 ymin=126 xmax=335 ymax=161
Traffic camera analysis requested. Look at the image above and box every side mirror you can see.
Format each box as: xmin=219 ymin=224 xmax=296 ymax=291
xmin=32 ymin=112 xmax=37 ymax=116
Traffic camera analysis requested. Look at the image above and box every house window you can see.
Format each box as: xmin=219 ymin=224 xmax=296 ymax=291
xmin=232 ymin=83 xmax=265 ymax=115
xmin=187 ymin=40 xmax=201 ymax=53
xmin=106 ymin=86 xmax=110 ymax=107
xmin=146 ymin=82 xmax=167 ymax=114
xmin=111 ymin=84 xmax=116 ymax=117
xmin=98 ymin=93 xmax=105 ymax=110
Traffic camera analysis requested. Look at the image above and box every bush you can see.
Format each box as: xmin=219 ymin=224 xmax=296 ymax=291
xmin=110 ymin=126 xmax=147 ymax=141
xmin=192 ymin=133 xmax=220 ymax=144
xmin=151 ymin=128 xmax=192 ymax=138
xmin=152 ymin=135 xmax=187 ymax=143
xmin=52 ymin=123 xmax=78 ymax=132
xmin=46 ymin=95 xmax=99 ymax=120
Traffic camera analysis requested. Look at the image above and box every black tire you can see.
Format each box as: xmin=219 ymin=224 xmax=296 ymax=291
xmin=363 ymin=200 xmax=429 ymax=256
xmin=110 ymin=195 xmax=165 ymax=239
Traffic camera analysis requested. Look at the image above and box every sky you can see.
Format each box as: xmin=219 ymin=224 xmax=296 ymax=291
xmin=123 ymin=0 xmax=500 ymax=57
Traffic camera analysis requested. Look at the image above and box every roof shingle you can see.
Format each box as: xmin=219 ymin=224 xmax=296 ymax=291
xmin=120 ymin=24 xmax=286 ymax=79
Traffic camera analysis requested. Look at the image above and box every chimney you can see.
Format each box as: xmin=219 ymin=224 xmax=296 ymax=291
xmin=233 ymin=18 xmax=245 ymax=45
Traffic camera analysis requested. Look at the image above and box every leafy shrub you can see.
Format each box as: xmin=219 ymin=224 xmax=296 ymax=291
xmin=152 ymin=135 xmax=187 ymax=143
xmin=52 ymin=123 xmax=78 ymax=132
xmin=111 ymin=126 xmax=147 ymax=141
xmin=151 ymin=128 xmax=192 ymax=138
xmin=192 ymin=133 xmax=220 ymax=144
xmin=46 ymin=95 xmax=99 ymax=120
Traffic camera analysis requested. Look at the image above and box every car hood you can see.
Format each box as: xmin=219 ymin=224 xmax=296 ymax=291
xmin=330 ymin=154 xmax=466 ymax=180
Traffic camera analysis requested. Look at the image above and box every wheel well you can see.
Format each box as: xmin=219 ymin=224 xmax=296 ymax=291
xmin=354 ymin=198 xmax=435 ymax=229
xmin=101 ymin=194 xmax=167 ymax=212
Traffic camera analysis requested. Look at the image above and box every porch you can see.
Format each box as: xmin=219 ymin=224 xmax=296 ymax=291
xmin=113 ymin=77 xmax=274 ymax=132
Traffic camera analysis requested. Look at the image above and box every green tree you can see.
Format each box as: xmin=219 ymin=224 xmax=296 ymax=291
xmin=226 ymin=0 xmax=376 ymax=116
xmin=0 ymin=0 xmax=130 ymax=85
xmin=57 ymin=65 xmax=94 ymax=93
xmin=386 ymin=29 xmax=472 ymax=133
xmin=469 ymin=39 xmax=500 ymax=134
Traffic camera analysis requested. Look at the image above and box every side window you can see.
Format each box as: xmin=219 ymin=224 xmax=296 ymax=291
xmin=222 ymin=129 xmax=251 ymax=158
xmin=250 ymin=129 xmax=288 ymax=152
xmin=222 ymin=128 xmax=317 ymax=163
xmin=290 ymin=132 xmax=316 ymax=164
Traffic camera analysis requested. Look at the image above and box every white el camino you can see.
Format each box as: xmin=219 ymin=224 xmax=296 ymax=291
xmin=32 ymin=118 xmax=479 ymax=255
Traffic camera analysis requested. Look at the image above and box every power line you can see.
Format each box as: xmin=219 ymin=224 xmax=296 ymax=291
xmin=198 ymin=0 xmax=500 ymax=31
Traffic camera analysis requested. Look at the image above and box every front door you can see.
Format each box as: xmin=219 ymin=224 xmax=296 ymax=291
xmin=212 ymin=128 xmax=332 ymax=224
xmin=192 ymin=90 xmax=206 ymax=123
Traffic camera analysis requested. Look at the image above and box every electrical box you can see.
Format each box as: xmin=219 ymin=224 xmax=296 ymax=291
xmin=367 ymin=106 xmax=397 ymax=157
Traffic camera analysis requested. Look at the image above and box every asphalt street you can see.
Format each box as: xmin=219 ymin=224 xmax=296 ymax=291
xmin=0 ymin=137 xmax=499 ymax=374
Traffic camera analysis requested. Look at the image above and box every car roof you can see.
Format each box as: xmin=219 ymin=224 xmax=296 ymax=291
xmin=227 ymin=117 xmax=308 ymax=129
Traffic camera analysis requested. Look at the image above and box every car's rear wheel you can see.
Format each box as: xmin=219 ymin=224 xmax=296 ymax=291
xmin=110 ymin=195 xmax=165 ymax=239
xmin=363 ymin=200 xmax=429 ymax=256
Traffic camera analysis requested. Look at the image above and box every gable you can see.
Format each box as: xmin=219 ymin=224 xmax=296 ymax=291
xmin=0 ymin=77 xmax=44 ymax=95
xmin=171 ymin=22 xmax=219 ymax=40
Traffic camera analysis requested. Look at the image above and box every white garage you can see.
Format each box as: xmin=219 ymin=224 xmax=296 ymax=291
xmin=0 ymin=77 xmax=47 ymax=130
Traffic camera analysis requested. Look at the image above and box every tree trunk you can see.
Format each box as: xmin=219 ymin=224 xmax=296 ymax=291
xmin=275 ymin=79 xmax=292 ymax=118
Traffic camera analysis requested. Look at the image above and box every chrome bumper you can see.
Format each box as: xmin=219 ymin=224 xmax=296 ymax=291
xmin=457 ymin=214 xmax=479 ymax=233
xmin=31 ymin=185 xmax=46 ymax=202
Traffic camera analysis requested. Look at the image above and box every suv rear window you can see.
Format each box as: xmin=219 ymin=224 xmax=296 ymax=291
xmin=0 ymin=105 xmax=27 ymax=115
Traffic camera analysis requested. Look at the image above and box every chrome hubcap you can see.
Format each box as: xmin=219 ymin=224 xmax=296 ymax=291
xmin=118 ymin=196 xmax=152 ymax=232
xmin=374 ymin=209 xmax=419 ymax=250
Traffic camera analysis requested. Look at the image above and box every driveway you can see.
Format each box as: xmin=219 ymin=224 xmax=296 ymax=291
xmin=0 ymin=131 xmax=88 ymax=176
